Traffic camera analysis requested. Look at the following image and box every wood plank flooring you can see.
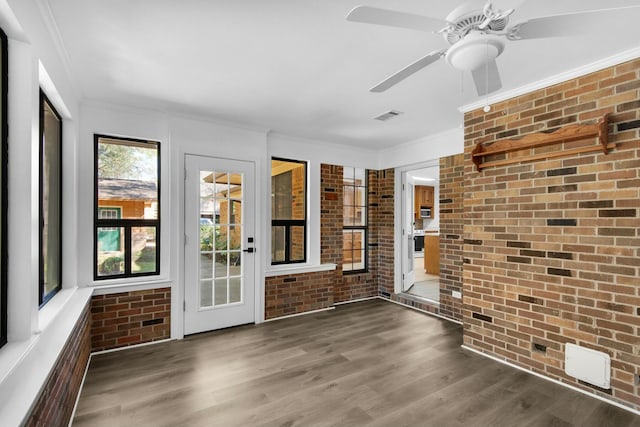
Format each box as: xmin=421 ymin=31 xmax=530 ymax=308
xmin=73 ymin=299 xmax=640 ymax=426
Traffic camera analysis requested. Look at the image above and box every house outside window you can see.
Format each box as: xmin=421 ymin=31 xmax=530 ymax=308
xmin=94 ymin=135 xmax=160 ymax=279
xmin=39 ymin=91 xmax=62 ymax=305
xmin=271 ymin=158 xmax=306 ymax=265
xmin=343 ymin=167 xmax=367 ymax=273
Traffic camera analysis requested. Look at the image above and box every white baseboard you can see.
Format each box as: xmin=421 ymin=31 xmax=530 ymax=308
xmin=461 ymin=345 xmax=640 ymax=417
xmin=91 ymin=338 xmax=174 ymax=356
xmin=263 ymin=306 xmax=335 ymax=322
xmin=333 ymin=296 xmax=379 ymax=306
xmin=68 ymin=353 xmax=92 ymax=427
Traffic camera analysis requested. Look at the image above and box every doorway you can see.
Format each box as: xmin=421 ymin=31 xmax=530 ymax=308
xmin=183 ymin=154 xmax=256 ymax=335
xmin=401 ymin=165 xmax=440 ymax=302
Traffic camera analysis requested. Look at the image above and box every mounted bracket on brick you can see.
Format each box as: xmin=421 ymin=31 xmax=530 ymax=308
xmin=471 ymin=114 xmax=611 ymax=171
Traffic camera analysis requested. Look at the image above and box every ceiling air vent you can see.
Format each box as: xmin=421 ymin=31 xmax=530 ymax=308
xmin=374 ymin=110 xmax=403 ymax=122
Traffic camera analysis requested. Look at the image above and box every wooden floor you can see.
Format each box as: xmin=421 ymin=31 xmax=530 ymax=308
xmin=73 ymin=300 xmax=640 ymax=426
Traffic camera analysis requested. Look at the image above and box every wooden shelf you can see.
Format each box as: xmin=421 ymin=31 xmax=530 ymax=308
xmin=471 ymin=114 xmax=611 ymax=171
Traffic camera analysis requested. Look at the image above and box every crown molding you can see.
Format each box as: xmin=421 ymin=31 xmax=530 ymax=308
xmin=36 ymin=0 xmax=83 ymax=100
xmin=460 ymin=46 xmax=640 ymax=113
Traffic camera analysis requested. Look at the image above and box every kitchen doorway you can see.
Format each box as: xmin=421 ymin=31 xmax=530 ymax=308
xmin=401 ymin=165 xmax=440 ymax=303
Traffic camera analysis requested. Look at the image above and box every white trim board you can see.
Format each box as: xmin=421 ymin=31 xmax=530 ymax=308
xmin=461 ymin=345 xmax=640 ymax=417
xmin=263 ymin=306 xmax=335 ymax=322
xmin=460 ymin=46 xmax=640 ymax=113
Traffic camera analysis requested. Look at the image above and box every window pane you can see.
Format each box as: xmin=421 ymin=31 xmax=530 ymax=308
xmin=41 ymin=95 xmax=62 ymax=303
xmin=97 ymin=227 xmax=125 ymax=276
xmin=290 ymin=226 xmax=305 ymax=262
xmin=354 ymin=206 xmax=367 ymax=227
xmin=272 ymin=226 xmax=285 ymax=263
xmin=97 ymin=138 xmax=158 ymax=220
xmin=200 ymin=280 xmax=213 ymax=307
xmin=200 ymin=253 xmax=213 ymax=280
xmin=344 ymin=206 xmax=355 ymax=226
xmin=214 ymin=278 xmax=228 ymax=306
xmin=131 ymin=226 xmax=156 ymax=274
xmin=271 ymin=159 xmax=305 ymax=221
xmin=229 ymin=277 xmax=241 ymax=304
xmin=343 ymin=230 xmax=354 ymax=272
xmin=343 ymin=229 xmax=365 ymax=272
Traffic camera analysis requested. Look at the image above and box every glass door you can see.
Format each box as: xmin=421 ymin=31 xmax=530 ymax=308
xmin=184 ymin=155 xmax=255 ymax=335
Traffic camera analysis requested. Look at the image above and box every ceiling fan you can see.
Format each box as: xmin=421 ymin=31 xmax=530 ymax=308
xmin=347 ymin=0 xmax=640 ymax=96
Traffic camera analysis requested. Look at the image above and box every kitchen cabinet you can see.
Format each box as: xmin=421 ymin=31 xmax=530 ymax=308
xmin=414 ymin=185 xmax=434 ymax=219
xmin=423 ymin=235 xmax=440 ymax=275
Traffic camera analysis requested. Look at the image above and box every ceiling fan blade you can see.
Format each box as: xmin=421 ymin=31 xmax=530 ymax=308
xmin=489 ymin=0 xmax=527 ymax=13
xmin=370 ymin=49 xmax=446 ymax=93
xmin=346 ymin=6 xmax=446 ymax=33
xmin=472 ymin=59 xmax=502 ymax=96
xmin=511 ymin=6 xmax=640 ymax=40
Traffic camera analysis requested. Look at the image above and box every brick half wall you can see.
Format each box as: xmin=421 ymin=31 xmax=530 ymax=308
xmin=25 ymin=302 xmax=91 ymax=426
xmin=91 ymin=287 xmax=171 ymax=352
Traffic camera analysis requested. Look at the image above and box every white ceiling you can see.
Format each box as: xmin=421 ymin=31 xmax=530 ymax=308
xmin=47 ymin=0 xmax=640 ymax=150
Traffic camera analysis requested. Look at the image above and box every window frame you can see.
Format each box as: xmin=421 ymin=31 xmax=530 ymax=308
xmin=39 ymin=90 xmax=63 ymax=306
xmin=270 ymin=157 xmax=307 ymax=266
xmin=93 ymin=134 xmax=161 ymax=281
xmin=0 ymin=27 xmax=7 ymax=347
xmin=342 ymin=167 xmax=368 ymax=274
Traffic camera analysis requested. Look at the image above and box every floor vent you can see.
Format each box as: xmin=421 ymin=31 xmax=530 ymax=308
xmin=565 ymin=343 xmax=610 ymax=389
xmin=374 ymin=110 xmax=403 ymax=121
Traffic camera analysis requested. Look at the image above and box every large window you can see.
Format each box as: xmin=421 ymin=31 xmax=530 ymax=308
xmin=0 ymin=28 xmax=7 ymax=347
xmin=39 ymin=91 xmax=62 ymax=305
xmin=343 ymin=167 xmax=367 ymax=273
xmin=94 ymin=135 xmax=160 ymax=280
xmin=271 ymin=158 xmax=306 ymax=265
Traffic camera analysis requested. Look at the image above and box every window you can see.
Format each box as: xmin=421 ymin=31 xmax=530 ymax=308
xmin=271 ymin=158 xmax=306 ymax=264
xmin=95 ymin=135 xmax=160 ymax=279
xmin=39 ymin=91 xmax=62 ymax=305
xmin=0 ymin=28 xmax=7 ymax=347
xmin=343 ymin=167 xmax=367 ymax=273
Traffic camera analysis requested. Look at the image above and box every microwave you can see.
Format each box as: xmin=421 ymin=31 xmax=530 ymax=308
xmin=420 ymin=207 xmax=432 ymax=218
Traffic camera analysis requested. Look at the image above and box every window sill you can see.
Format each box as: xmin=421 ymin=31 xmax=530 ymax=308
xmin=265 ymin=263 xmax=336 ymax=277
xmin=0 ymin=287 xmax=92 ymax=426
xmin=89 ymin=277 xmax=172 ymax=295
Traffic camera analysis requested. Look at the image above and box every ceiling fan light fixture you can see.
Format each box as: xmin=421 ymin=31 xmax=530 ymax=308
xmin=444 ymin=32 xmax=504 ymax=71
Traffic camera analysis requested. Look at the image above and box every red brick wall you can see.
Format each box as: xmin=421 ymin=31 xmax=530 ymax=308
xmin=25 ymin=303 xmax=91 ymax=426
xmin=264 ymin=271 xmax=334 ymax=319
xmin=265 ymin=165 xmax=387 ymax=319
xmin=91 ymin=287 xmax=171 ymax=352
xmin=375 ymin=169 xmax=396 ymax=297
xmin=463 ymin=58 xmax=640 ymax=410
xmin=439 ymin=154 xmax=464 ymax=321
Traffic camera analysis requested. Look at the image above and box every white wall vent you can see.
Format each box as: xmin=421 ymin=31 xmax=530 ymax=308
xmin=373 ymin=110 xmax=403 ymax=121
xmin=565 ymin=343 xmax=611 ymax=389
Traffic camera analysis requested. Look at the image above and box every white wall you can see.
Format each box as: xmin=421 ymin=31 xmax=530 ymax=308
xmin=378 ymin=127 xmax=464 ymax=170
xmin=77 ymin=102 xmax=171 ymax=288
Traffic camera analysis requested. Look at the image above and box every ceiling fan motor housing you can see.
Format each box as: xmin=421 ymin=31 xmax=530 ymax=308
xmin=445 ymin=32 xmax=505 ymax=71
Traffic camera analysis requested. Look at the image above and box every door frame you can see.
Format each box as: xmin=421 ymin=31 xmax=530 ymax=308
xmin=172 ymin=147 xmax=265 ymax=340
xmin=393 ymin=159 xmax=439 ymax=295
xmin=183 ymin=154 xmax=257 ymax=335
